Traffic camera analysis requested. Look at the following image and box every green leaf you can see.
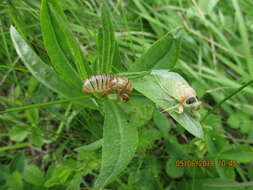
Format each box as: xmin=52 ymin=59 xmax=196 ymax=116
xmin=7 ymin=1 xmax=27 ymax=38
xmin=119 ymin=97 xmax=155 ymax=128
xmin=133 ymin=156 xmax=161 ymax=190
xmin=67 ymin=174 xmax=83 ymax=190
xmin=205 ymin=130 xmax=228 ymax=156
xmin=10 ymin=26 xmax=97 ymax=109
xmin=133 ymin=70 xmax=203 ymax=138
xmin=166 ymin=157 xmax=184 ymax=178
xmin=94 ymin=100 xmax=138 ymax=188
xmin=199 ymin=0 xmax=219 ymax=14
xmin=165 ymin=139 xmax=188 ymax=159
xmin=0 ymin=164 xmax=9 ymax=183
xmin=98 ymin=2 xmax=120 ymax=73
xmin=30 ymin=129 xmax=44 ymax=147
xmin=44 ymin=167 xmax=72 ymax=187
xmin=138 ymin=128 xmax=161 ymax=152
xmin=9 ymin=127 xmax=30 ymax=142
xmin=41 ymin=0 xmax=91 ymax=78
xmin=153 ymin=111 xmax=171 ymax=138
xmin=202 ymin=114 xmax=222 ymax=127
xmin=219 ymin=145 xmax=253 ymax=163
xmin=129 ymin=32 xmax=181 ymax=72
xmin=74 ymin=139 xmax=102 ymax=152
xmin=23 ymin=164 xmax=44 ymax=186
xmin=0 ymin=142 xmax=32 ymax=152
xmin=232 ymin=0 xmax=253 ymax=77
xmin=9 ymin=152 xmax=25 ymax=173
xmin=25 ymin=108 xmax=39 ymax=125
xmin=6 ymin=171 xmax=23 ymax=190
xmin=40 ymin=0 xmax=83 ymax=88
xmin=227 ymin=112 xmax=251 ymax=133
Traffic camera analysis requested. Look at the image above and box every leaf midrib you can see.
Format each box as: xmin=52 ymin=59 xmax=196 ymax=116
xmin=103 ymin=102 xmax=124 ymax=186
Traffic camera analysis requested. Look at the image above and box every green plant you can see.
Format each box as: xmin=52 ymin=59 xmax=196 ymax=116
xmin=1 ymin=0 xmax=253 ymax=189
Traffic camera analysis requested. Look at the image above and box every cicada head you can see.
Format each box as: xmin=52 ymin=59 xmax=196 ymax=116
xmin=183 ymin=96 xmax=201 ymax=110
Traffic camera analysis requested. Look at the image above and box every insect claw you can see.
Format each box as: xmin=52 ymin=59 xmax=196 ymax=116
xmin=102 ymin=91 xmax=109 ymax=97
xmin=117 ymin=93 xmax=129 ymax=102
xmin=194 ymin=101 xmax=202 ymax=110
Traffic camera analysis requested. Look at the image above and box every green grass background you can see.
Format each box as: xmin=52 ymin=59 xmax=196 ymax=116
xmin=0 ymin=0 xmax=253 ymax=189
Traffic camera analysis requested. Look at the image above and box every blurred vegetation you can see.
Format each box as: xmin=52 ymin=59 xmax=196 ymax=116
xmin=1 ymin=0 xmax=253 ymax=189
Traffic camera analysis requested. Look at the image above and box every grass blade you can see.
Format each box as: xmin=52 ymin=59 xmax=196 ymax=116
xmin=98 ymin=2 xmax=120 ymax=73
xmin=0 ymin=142 xmax=32 ymax=152
xmin=0 ymin=96 xmax=89 ymax=114
xmin=75 ymin=139 xmax=102 ymax=152
xmin=232 ymin=0 xmax=253 ymax=77
xmin=202 ymin=79 xmax=253 ymax=121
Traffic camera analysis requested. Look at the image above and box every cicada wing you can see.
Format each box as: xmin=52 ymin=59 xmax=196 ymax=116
xmin=152 ymin=71 xmax=178 ymax=101
xmin=151 ymin=70 xmax=193 ymax=101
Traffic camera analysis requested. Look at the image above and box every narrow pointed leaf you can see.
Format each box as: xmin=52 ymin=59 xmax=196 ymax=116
xmin=129 ymin=31 xmax=181 ymax=72
xmin=48 ymin=1 xmax=92 ymax=78
xmin=98 ymin=2 xmax=121 ymax=73
xmin=10 ymin=26 xmax=97 ymax=109
xmin=41 ymin=0 xmax=82 ymax=87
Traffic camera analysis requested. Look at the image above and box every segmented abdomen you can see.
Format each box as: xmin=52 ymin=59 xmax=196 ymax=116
xmin=83 ymin=74 xmax=112 ymax=93
xmin=82 ymin=74 xmax=132 ymax=94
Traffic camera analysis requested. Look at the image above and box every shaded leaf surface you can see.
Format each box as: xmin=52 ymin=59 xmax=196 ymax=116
xmin=23 ymin=164 xmax=44 ymax=186
xmin=166 ymin=157 xmax=184 ymax=178
xmin=153 ymin=111 xmax=171 ymax=138
xmin=9 ymin=152 xmax=25 ymax=173
xmin=119 ymin=97 xmax=155 ymax=128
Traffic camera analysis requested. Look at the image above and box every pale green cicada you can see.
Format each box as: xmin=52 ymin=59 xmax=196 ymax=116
xmin=132 ymin=70 xmax=201 ymax=114
xmin=151 ymin=70 xmax=201 ymax=114
xmin=132 ymin=70 xmax=203 ymax=138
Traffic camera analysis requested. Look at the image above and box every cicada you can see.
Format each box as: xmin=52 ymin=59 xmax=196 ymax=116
xmin=82 ymin=74 xmax=133 ymax=101
xmin=151 ymin=70 xmax=201 ymax=113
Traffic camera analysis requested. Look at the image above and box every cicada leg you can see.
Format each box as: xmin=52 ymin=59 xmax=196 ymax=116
xmin=161 ymin=103 xmax=180 ymax=113
xmin=117 ymin=93 xmax=129 ymax=102
xmin=193 ymin=101 xmax=202 ymax=111
xmin=101 ymin=90 xmax=112 ymax=98
xmin=156 ymin=97 xmax=180 ymax=113
xmin=178 ymin=104 xmax=184 ymax=114
xmin=190 ymin=101 xmax=202 ymax=118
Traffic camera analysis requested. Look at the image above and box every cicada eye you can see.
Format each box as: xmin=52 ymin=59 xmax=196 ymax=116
xmin=185 ymin=97 xmax=197 ymax=105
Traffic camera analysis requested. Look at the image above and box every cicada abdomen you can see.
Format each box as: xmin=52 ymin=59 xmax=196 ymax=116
xmin=82 ymin=74 xmax=133 ymax=101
